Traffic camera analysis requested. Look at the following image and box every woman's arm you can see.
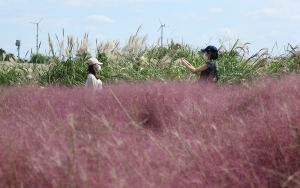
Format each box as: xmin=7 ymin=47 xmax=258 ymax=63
xmin=181 ymin=59 xmax=208 ymax=75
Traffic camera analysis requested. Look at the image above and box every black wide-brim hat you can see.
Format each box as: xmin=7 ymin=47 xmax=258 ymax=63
xmin=201 ymin=46 xmax=218 ymax=53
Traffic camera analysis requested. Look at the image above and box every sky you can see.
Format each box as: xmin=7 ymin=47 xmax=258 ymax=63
xmin=1 ymin=0 xmax=300 ymax=58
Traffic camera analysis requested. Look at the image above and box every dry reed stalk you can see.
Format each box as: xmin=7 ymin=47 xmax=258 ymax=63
xmin=68 ymin=114 xmax=77 ymax=158
xmin=9 ymin=57 xmax=15 ymax=64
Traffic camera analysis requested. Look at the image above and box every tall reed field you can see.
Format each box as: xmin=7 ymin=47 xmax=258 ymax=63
xmin=0 ymin=75 xmax=300 ymax=187
xmin=0 ymin=26 xmax=299 ymax=86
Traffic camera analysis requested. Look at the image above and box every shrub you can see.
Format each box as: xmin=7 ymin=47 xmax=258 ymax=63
xmin=39 ymin=59 xmax=87 ymax=85
xmin=0 ymin=48 xmax=6 ymax=61
xmin=30 ymin=53 xmax=48 ymax=64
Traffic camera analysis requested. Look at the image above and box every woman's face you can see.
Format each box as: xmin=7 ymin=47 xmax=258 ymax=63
xmin=204 ymin=52 xmax=211 ymax=60
xmin=205 ymin=52 xmax=210 ymax=56
xmin=93 ymin=64 xmax=98 ymax=71
xmin=94 ymin=63 xmax=101 ymax=72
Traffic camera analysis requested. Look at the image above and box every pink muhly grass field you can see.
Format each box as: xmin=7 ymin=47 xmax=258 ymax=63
xmin=0 ymin=75 xmax=300 ymax=188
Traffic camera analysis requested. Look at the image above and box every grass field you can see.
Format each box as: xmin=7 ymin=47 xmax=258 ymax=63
xmin=0 ymin=75 xmax=300 ymax=187
xmin=1 ymin=27 xmax=300 ymax=187
xmin=1 ymin=27 xmax=299 ymax=86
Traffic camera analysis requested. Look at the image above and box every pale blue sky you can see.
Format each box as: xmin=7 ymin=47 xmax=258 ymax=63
xmin=1 ymin=0 xmax=300 ymax=58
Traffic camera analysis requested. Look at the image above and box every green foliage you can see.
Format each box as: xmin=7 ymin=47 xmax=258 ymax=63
xmin=39 ymin=59 xmax=87 ymax=86
xmin=0 ymin=65 xmax=25 ymax=85
xmin=0 ymin=63 xmax=44 ymax=86
xmin=16 ymin=58 xmax=28 ymax=63
xmin=96 ymin=52 xmax=108 ymax=64
xmin=30 ymin=53 xmax=48 ymax=64
xmin=0 ymin=48 xmax=6 ymax=61
xmin=1 ymin=28 xmax=300 ymax=86
xmin=4 ymin=53 xmax=15 ymax=62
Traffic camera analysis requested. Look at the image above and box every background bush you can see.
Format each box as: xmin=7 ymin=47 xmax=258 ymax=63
xmin=30 ymin=53 xmax=48 ymax=64
xmin=0 ymin=27 xmax=299 ymax=86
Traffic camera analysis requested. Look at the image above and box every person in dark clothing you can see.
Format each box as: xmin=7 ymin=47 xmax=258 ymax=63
xmin=181 ymin=45 xmax=219 ymax=83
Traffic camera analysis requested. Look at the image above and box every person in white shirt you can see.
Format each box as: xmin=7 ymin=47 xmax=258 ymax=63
xmin=85 ymin=57 xmax=103 ymax=90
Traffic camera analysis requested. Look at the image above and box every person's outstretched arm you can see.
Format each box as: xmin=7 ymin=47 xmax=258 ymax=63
xmin=181 ymin=58 xmax=208 ymax=75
